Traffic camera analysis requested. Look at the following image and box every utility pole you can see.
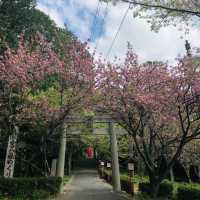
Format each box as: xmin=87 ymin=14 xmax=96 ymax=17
xmin=185 ymin=40 xmax=192 ymax=57
xmin=109 ymin=122 xmax=121 ymax=192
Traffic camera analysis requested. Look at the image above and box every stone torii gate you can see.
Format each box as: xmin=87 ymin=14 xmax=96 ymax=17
xmin=56 ymin=115 xmax=127 ymax=193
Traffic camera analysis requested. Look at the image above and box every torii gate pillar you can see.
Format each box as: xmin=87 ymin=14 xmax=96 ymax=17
xmin=109 ymin=122 xmax=121 ymax=192
xmin=56 ymin=123 xmax=67 ymax=193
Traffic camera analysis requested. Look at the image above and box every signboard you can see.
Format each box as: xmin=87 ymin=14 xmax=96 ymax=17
xmin=128 ymin=163 xmax=134 ymax=171
xmin=4 ymin=132 xmax=18 ymax=178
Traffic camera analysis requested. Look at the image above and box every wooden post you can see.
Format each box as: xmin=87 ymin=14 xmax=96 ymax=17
xmin=128 ymin=163 xmax=134 ymax=196
xmin=109 ymin=122 xmax=121 ymax=192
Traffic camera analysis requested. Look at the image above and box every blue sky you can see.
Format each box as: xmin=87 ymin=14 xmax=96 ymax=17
xmin=37 ymin=0 xmax=200 ymax=63
xmin=37 ymin=0 xmax=105 ymax=41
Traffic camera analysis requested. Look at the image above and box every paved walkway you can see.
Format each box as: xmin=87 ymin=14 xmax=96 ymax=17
xmin=57 ymin=169 xmax=130 ymax=200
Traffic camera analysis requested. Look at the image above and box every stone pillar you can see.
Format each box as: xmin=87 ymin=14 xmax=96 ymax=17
xmin=50 ymin=159 xmax=57 ymax=176
xmin=56 ymin=123 xmax=67 ymax=192
xmin=109 ymin=122 xmax=121 ymax=192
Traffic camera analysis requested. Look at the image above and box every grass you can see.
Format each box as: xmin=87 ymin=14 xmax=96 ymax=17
xmin=63 ymin=175 xmax=71 ymax=184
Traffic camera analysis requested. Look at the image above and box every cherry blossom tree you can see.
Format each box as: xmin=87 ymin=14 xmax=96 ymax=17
xmin=0 ymin=33 xmax=61 ymax=135
xmin=97 ymin=49 xmax=200 ymax=197
xmin=0 ymin=33 xmax=96 ymax=177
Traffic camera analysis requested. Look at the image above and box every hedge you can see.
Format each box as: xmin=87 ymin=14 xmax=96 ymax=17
xmin=101 ymin=170 xmax=134 ymax=195
xmin=0 ymin=176 xmax=62 ymax=199
xmin=101 ymin=169 xmax=173 ymax=197
xmin=139 ymin=181 xmax=174 ymax=198
xmin=177 ymin=184 xmax=200 ymax=200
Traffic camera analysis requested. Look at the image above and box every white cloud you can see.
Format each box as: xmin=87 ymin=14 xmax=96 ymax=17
xmin=75 ymin=0 xmax=99 ymax=11
xmin=90 ymin=2 xmax=200 ymax=63
xmin=37 ymin=2 xmax=65 ymax=28
xmin=37 ymin=0 xmax=200 ymax=63
xmin=37 ymin=0 xmax=93 ymax=40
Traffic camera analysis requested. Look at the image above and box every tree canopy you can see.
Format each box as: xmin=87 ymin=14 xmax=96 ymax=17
xmin=0 ymin=0 xmax=74 ymax=54
xmin=97 ymin=48 xmax=200 ymax=197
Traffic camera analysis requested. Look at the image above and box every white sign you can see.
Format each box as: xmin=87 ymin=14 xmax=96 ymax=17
xmin=128 ymin=163 xmax=134 ymax=171
xmin=4 ymin=131 xmax=18 ymax=178
xmin=107 ymin=163 xmax=111 ymax=168
xmin=100 ymin=162 xmax=104 ymax=166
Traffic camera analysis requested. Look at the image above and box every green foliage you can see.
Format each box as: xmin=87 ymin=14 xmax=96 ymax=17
xmin=120 ymin=173 xmax=148 ymax=183
xmin=29 ymin=86 xmax=61 ymax=107
xmin=81 ymin=135 xmax=111 ymax=160
xmin=177 ymin=183 xmax=200 ymax=200
xmin=31 ymin=189 xmax=51 ymax=200
xmin=63 ymin=175 xmax=71 ymax=184
xmin=139 ymin=181 xmax=174 ymax=198
xmin=0 ymin=0 xmax=36 ymax=53
xmin=0 ymin=0 xmax=74 ymax=55
xmin=0 ymin=176 xmax=62 ymax=199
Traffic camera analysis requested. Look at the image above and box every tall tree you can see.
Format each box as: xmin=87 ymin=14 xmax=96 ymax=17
xmin=97 ymin=49 xmax=200 ymax=197
xmin=0 ymin=33 xmax=96 ymax=177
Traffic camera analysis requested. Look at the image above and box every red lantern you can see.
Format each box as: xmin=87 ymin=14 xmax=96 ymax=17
xmin=85 ymin=147 xmax=94 ymax=158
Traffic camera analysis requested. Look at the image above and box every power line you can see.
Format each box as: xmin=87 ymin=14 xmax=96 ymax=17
xmin=105 ymin=4 xmax=130 ymax=60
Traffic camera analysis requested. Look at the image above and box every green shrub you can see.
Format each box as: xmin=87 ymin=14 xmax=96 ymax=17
xmin=0 ymin=176 xmax=62 ymax=199
xmin=32 ymin=189 xmax=51 ymax=200
xmin=177 ymin=183 xmax=200 ymax=200
xmin=139 ymin=181 xmax=173 ymax=198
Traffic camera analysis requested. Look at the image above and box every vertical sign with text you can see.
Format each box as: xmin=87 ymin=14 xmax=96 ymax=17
xmin=4 ymin=127 xmax=18 ymax=178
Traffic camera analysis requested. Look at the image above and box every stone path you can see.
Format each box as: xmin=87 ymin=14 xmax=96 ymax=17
xmin=57 ymin=169 xmax=130 ymax=200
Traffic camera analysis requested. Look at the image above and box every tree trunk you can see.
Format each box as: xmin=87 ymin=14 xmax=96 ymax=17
xmin=149 ymin=174 xmax=161 ymax=199
xmin=193 ymin=166 xmax=200 ymax=181
xmin=138 ymin=157 xmax=145 ymax=176
xmin=183 ymin=164 xmax=191 ymax=183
